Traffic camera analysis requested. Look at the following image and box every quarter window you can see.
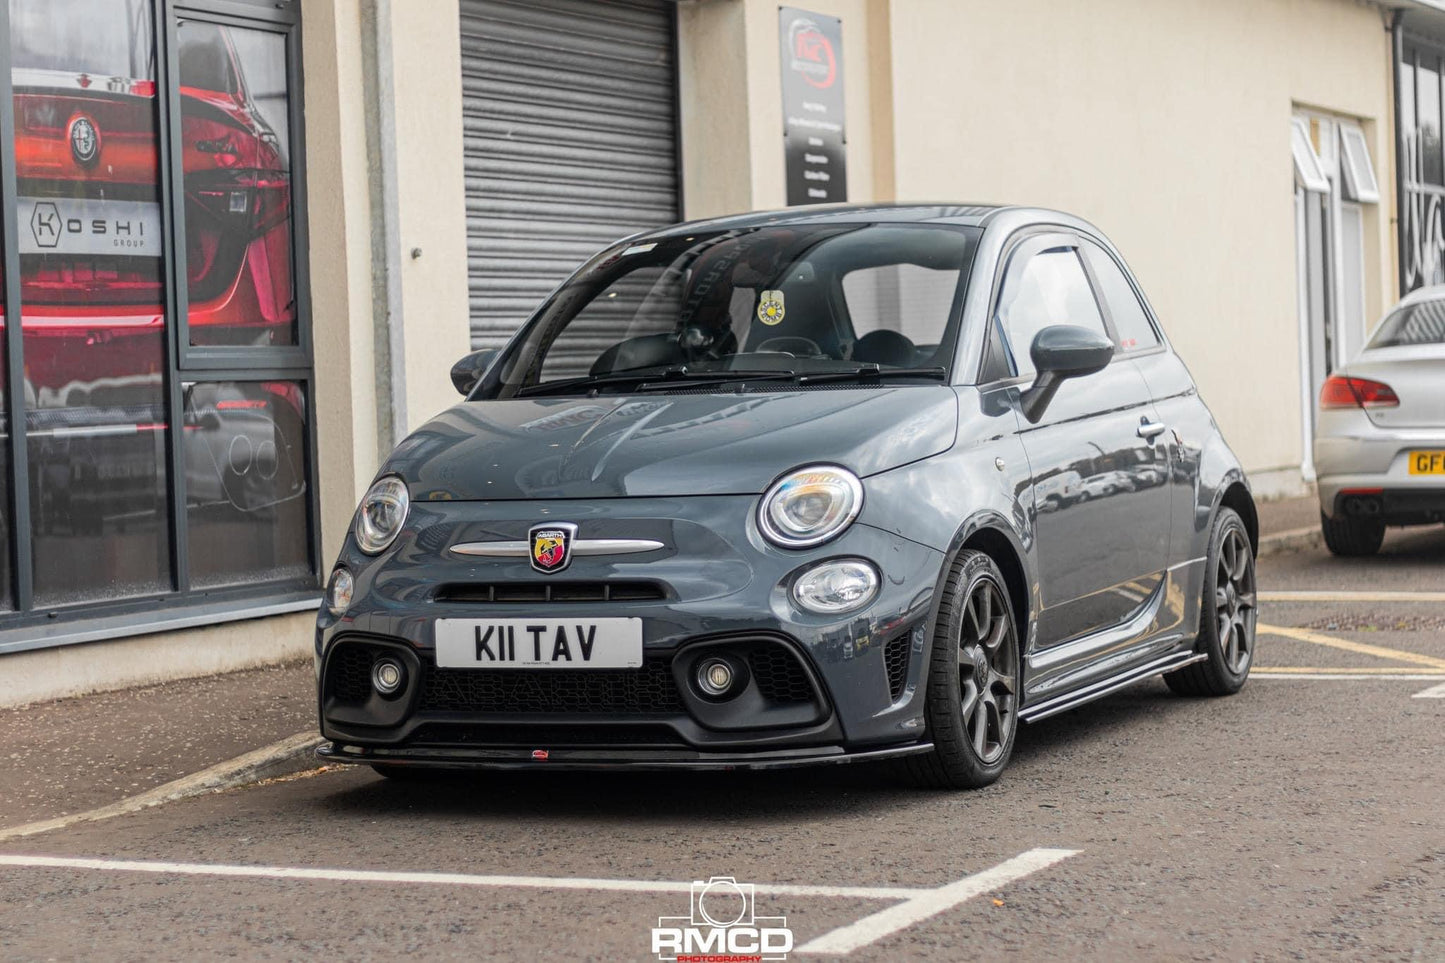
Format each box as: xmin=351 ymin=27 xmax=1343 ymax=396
xmin=995 ymin=246 xmax=1107 ymax=379
xmin=1081 ymin=243 xmax=1160 ymax=353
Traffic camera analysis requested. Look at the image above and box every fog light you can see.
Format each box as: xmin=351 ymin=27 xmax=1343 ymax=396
xmin=372 ymin=658 xmax=404 ymax=696
xmin=326 ymin=567 xmax=353 ymax=616
xmin=792 ymin=559 xmax=880 ymax=615
xmin=697 ymin=658 xmax=735 ymax=697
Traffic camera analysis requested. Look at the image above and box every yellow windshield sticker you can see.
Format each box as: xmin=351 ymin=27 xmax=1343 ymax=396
xmin=758 ymin=290 xmax=786 ymax=325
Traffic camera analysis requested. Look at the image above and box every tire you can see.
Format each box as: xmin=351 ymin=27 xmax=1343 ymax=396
xmin=904 ymin=550 xmax=1021 ymax=789
xmin=1165 ymin=507 xmax=1256 ymax=697
xmin=1320 ymin=511 xmax=1385 ymax=557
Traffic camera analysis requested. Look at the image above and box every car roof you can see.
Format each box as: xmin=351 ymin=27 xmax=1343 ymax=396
xmin=1394 ymin=283 xmax=1445 ymax=308
xmin=629 ymin=203 xmax=1105 ymax=241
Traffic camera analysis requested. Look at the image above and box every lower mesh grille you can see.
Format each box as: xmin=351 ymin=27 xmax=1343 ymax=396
xmin=328 ymin=644 xmax=375 ymax=703
xmin=747 ymin=644 xmax=814 ymax=705
xmin=884 ymin=632 xmax=911 ymax=700
xmin=419 ymin=660 xmax=686 ymax=714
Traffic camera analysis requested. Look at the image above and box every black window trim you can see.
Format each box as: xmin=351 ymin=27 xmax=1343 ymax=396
xmin=0 ymin=0 xmax=320 ymax=652
xmin=1074 ymin=235 xmax=1168 ymax=360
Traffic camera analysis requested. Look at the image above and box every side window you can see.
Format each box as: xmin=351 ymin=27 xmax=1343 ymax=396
xmin=1082 ymin=243 xmax=1161 ymax=353
xmin=995 ymin=246 xmax=1107 ymax=378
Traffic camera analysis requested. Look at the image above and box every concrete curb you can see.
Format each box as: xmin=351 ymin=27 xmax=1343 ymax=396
xmin=0 ymin=731 xmax=323 ymax=843
xmin=1257 ymin=525 xmax=1324 ymax=558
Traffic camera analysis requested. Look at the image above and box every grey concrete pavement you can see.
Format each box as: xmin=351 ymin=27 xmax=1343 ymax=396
xmin=0 ymin=660 xmax=314 ymax=830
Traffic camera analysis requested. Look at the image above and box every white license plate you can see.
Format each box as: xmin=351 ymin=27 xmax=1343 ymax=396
xmin=19 ymin=196 xmax=163 ymax=257
xmin=434 ymin=618 xmax=643 ymax=669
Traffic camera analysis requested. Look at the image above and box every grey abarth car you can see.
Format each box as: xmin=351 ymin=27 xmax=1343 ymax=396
xmin=316 ymin=204 xmax=1258 ymax=789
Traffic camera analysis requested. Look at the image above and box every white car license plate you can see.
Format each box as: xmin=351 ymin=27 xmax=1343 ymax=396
xmin=19 ymin=196 xmax=163 ymax=257
xmin=434 ymin=618 xmax=643 ymax=669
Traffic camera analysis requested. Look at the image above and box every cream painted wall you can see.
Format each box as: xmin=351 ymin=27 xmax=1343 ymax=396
xmin=386 ymin=0 xmax=473 ymax=433
xmin=679 ymin=0 xmax=880 ymax=215
xmin=884 ymin=0 xmax=1395 ymax=480
xmin=679 ymin=0 xmax=754 ymax=218
xmin=303 ymin=0 xmax=380 ymax=566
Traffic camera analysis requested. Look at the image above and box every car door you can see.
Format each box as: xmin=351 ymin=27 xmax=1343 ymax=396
xmin=988 ymin=233 xmax=1172 ymax=645
xmin=1078 ymin=238 xmax=1195 ymax=572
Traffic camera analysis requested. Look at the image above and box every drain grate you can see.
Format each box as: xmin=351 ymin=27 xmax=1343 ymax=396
xmin=1302 ymin=612 xmax=1445 ymax=632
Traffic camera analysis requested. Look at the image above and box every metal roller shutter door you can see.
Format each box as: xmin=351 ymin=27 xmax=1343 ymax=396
xmin=459 ymin=0 xmax=679 ymax=351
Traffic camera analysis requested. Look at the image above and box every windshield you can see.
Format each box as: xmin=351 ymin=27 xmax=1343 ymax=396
xmin=484 ymin=223 xmax=980 ymax=397
xmin=1368 ymin=298 xmax=1445 ymax=349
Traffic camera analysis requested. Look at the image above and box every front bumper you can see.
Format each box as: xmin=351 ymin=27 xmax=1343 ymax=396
xmin=316 ymin=739 xmax=934 ymax=771
xmin=316 ymin=495 xmax=945 ymax=764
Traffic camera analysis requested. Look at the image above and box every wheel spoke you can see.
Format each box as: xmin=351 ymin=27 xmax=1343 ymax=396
xmin=977 ymin=587 xmax=993 ymax=637
xmin=960 ymin=679 xmax=980 ymax=720
xmin=1215 ymin=586 xmax=1230 ymax=611
xmin=1236 ymin=590 xmax=1257 ymax=610
xmin=965 ymin=593 xmax=984 ymax=642
xmin=990 ymin=668 xmax=1016 ymax=695
xmin=972 ymin=698 xmax=988 ymax=756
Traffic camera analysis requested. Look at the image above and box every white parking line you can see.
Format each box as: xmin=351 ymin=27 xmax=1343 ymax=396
xmin=797 ymin=848 xmax=1078 ymax=955
xmin=1258 ymin=590 xmax=1445 ymax=603
xmin=0 ymin=848 xmax=1079 ymax=955
xmin=1412 ymin=680 xmax=1445 ymax=699
xmin=1254 ymin=671 xmax=1445 ymax=681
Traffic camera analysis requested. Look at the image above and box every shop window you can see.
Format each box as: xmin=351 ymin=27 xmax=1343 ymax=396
xmin=183 ymin=380 xmax=310 ymax=588
xmin=179 ymin=20 xmax=297 ymax=347
xmin=0 ymin=0 xmax=314 ymax=638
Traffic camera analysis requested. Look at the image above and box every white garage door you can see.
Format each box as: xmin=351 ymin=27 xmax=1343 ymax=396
xmin=458 ymin=0 xmax=680 ymax=350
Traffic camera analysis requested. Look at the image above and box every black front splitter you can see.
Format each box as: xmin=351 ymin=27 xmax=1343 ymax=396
xmin=316 ymin=740 xmax=933 ymax=772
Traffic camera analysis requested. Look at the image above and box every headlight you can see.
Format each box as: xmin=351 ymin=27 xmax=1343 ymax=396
xmin=326 ymin=567 xmax=353 ymax=615
xmin=759 ymin=465 xmax=863 ymax=548
xmin=792 ymin=559 xmax=880 ymax=614
xmin=354 ymin=475 xmax=410 ymax=554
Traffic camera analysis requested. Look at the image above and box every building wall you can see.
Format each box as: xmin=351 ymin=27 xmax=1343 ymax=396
xmin=887 ymin=0 xmax=1395 ymax=488
xmin=679 ymin=0 xmax=1396 ymax=489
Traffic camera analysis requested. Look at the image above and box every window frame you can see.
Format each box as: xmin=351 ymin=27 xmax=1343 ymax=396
xmin=0 ymin=0 xmax=320 ymax=652
xmin=978 ymin=229 xmax=1117 ymax=386
xmin=1337 ymin=121 xmax=1381 ymax=204
xmin=1076 ymin=238 xmax=1167 ymax=360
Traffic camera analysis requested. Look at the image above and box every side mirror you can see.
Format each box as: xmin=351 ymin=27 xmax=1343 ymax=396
xmin=450 ymin=348 xmax=499 ymax=396
xmin=1018 ymin=325 xmax=1115 ymax=423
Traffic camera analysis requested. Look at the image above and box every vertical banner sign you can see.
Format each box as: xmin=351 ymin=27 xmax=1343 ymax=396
xmin=780 ymin=7 xmax=846 ymax=205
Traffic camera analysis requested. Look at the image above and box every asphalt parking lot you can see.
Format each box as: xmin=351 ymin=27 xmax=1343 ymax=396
xmin=1 ymin=527 xmax=1442 ymax=961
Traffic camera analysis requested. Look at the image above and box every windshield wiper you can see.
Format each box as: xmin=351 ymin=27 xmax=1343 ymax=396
xmin=514 ymin=365 xmax=797 ymax=397
xmin=796 ymin=365 xmax=948 ymax=385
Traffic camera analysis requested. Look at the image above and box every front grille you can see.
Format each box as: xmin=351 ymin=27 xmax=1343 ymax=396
xmin=328 ymin=644 xmax=376 ymax=703
xmin=747 ymin=644 xmax=814 ymax=705
xmin=419 ymin=660 xmax=685 ymax=714
xmin=433 ymin=581 xmax=666 ymax=604
xmin=884 ymin=632 xmax=911 ymax=700
xmin=408 ymin=722 xmax=684 ymax=747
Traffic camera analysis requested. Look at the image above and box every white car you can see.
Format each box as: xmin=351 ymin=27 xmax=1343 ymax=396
xmin=1313 ymin=286 xmax=1445 ymax=555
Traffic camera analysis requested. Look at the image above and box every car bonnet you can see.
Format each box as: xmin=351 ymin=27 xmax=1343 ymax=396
xmin=390 ymin=387 xmax=959 ymax=501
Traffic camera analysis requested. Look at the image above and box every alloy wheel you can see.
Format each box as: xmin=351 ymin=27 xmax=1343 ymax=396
xmin=957 ymin=577 xmax=1018 ymax=763
xmin=1215 ymin=528 xmax=1257 ymax=674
